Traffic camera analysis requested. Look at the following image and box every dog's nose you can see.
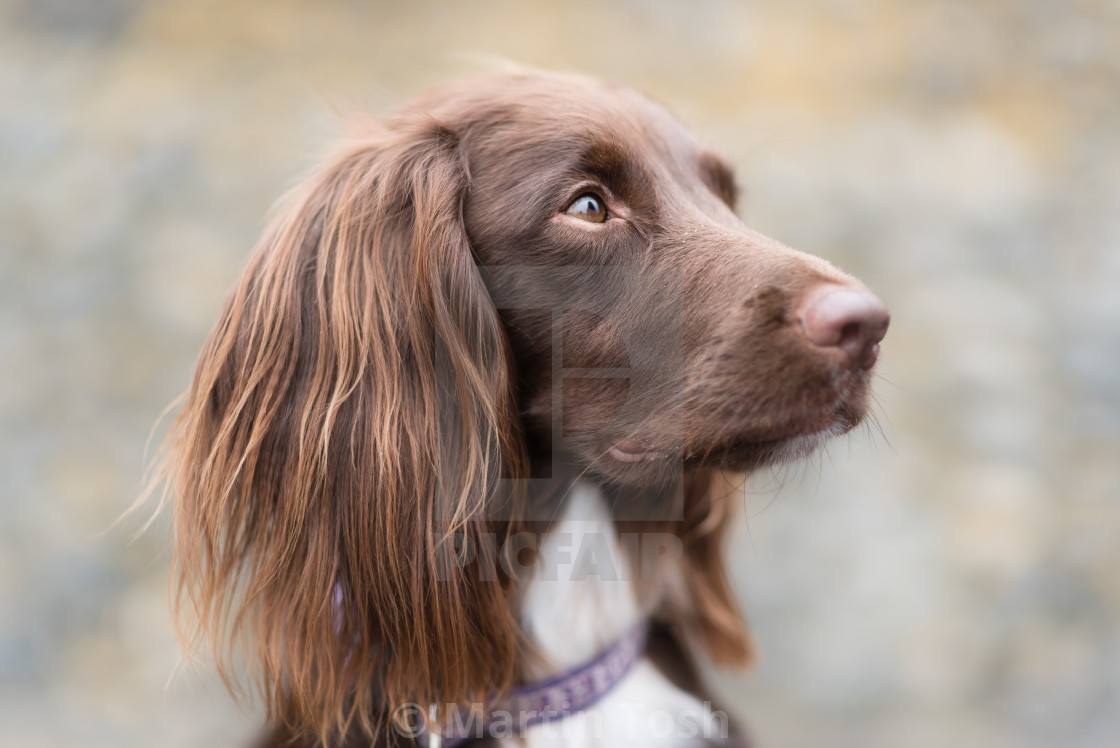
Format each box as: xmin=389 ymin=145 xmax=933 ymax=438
xmin=797 ymin=284 xmax=890 ymax=369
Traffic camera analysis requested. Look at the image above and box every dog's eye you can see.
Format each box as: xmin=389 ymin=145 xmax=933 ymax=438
xmin=565 ymin=193 xmax=608 ymax=223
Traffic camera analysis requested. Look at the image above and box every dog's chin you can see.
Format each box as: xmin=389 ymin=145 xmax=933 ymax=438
xmin=584 ymin=403 xmax=864 ymax=484
xmin=691 ymin=422 xmax=848 ymax=472
xmin=691 ymin=402 xmax=866 ymax=472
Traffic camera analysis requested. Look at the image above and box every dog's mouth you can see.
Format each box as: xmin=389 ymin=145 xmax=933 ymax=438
xmin=584 ymin=340 xmax=881 ymax=479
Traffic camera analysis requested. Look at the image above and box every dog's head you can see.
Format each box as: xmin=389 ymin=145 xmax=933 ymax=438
xmin=407 ymin=74 xmax=888 ymax=487
xmin=159 ymin=73 xmax=887 ymax=741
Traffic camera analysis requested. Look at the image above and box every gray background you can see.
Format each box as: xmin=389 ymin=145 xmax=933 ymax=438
xmin=2 ymin=0 xmax=1118 ymax=746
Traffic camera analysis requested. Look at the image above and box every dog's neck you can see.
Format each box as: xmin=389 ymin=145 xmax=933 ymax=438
xmin=517 ymin=481 xmax=655 ymax=679
xmin=509 ymin=482 xmax=725 ymax=747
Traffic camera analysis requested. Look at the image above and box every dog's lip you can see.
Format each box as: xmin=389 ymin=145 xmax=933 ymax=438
xmin=608 ymin=440 xmax=672 ymax=463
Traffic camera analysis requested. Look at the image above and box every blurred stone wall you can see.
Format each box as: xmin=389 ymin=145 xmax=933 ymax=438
xmin=1 ymin=1 xmax=1117 ymax=746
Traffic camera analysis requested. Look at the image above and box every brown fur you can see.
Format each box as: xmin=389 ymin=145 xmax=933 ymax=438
xmin=148 ymin=72 xmax=882 ymax=745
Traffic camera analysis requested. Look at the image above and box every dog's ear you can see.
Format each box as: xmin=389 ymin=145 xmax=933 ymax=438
xmin=677 ymin=471 xmax=756 ymax=667
xmin=160 ymin=120 xmax=526 ymax=742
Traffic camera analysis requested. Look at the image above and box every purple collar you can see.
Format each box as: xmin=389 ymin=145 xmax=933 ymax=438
xmin=424 ymin=622 xmax=649 ymax=747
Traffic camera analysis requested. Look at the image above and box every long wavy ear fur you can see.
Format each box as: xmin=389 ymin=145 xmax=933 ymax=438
xmin=158 ymin=119 xmax=526 ymax=743
xmin=678 ymin=471 xmax=755 ymax=667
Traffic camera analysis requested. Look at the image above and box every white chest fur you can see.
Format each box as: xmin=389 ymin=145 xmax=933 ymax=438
xmin=504 ymin=483 xmax=728 ymax=747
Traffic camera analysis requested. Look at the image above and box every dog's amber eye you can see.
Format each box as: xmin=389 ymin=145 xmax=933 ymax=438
xmin=565 ymin=193 xmax=608 ymax=223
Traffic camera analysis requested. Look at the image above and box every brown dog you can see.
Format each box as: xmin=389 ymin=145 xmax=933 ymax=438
xmin=156 ymin=73 xmax=888 ymax=746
